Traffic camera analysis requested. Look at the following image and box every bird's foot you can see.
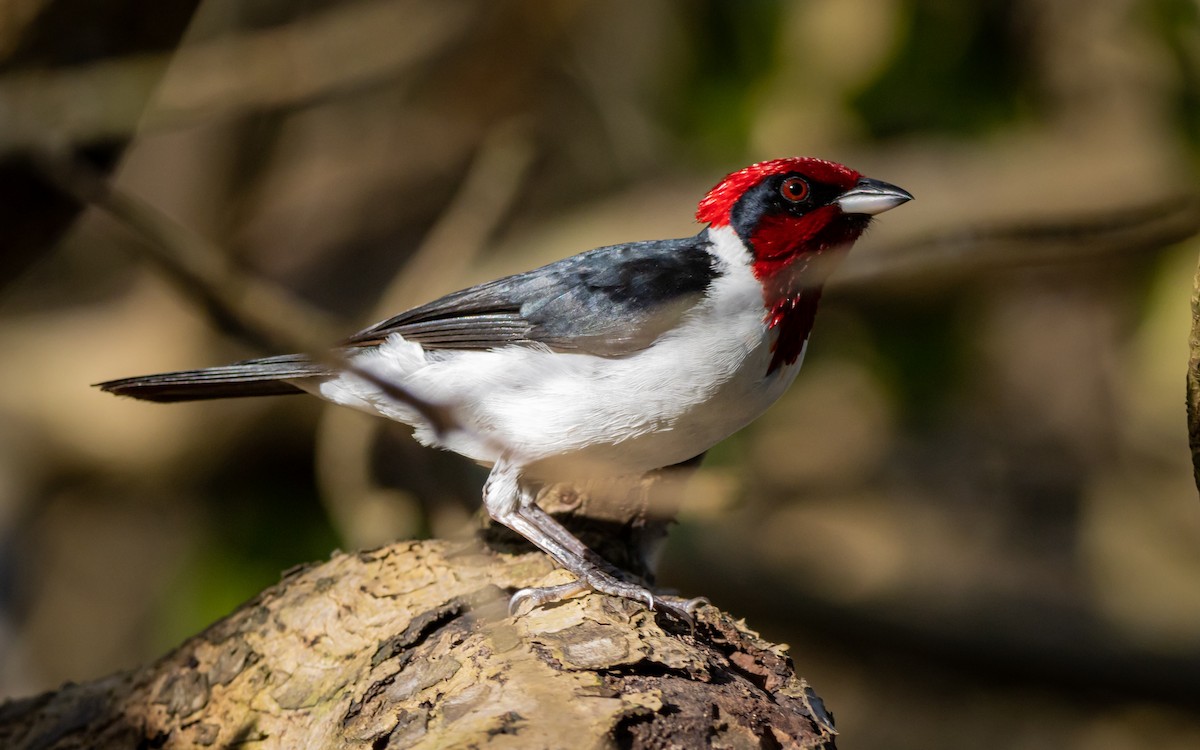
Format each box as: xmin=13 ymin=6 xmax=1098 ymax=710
xmin=485 ymin=461 xmax=707 ymax=628
xmin=509 ymin=574 xmax=708 ymax=628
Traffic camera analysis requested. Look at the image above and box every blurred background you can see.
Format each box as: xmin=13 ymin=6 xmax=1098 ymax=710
xmin=2 ymin=0 xmax=1200 ymax=747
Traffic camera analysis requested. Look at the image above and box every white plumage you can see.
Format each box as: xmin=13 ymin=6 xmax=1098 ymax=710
xmin=311 ymin=226 xmax=805 ymax=480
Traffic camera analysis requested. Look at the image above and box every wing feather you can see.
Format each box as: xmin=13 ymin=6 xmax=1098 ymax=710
xmin=96 ymin=233 xmax=722 ymax=404
xmin=345 ymin=233 xmax=719 ymax=356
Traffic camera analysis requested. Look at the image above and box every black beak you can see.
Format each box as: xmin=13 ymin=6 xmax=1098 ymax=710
xmin=836 ymin=177 xmax=913 ymax=215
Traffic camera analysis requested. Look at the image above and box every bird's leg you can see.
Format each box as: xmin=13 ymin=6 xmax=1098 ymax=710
xmin=482 ymin=462 xmax=651 ymax=609
xmin=512 ymin=501 xmax=706 ymax=624
xmin=482 ymin=460 xmax=702 ymax=624
xmin=514 ymin=501 xmax=619 ymax=571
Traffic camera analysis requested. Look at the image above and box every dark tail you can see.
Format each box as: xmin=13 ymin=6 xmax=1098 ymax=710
xmin=95 ymin=354 xmax=331 ymax=403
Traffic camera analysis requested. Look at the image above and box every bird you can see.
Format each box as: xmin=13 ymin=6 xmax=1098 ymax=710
xmin=97 ymin=157 xmax=912 ymax=621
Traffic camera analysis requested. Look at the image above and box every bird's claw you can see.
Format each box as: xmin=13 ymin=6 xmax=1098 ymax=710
xmin=650 ymin=594 xmax=709 ymax=631
xmin=508 ymin=578 xmax=706 ymax=631
xmin=508 ymin=580 xmax=589 ymax=616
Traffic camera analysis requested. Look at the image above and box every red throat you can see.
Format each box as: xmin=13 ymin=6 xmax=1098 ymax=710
xmin=696 ymin=157 xmax=867 ymax=375
xmin=753 ymin=206 xmax=868 ymax=374
xmin=747 ymin=205 xmax=846 ymax=280
xmin=755 ymin=212 xmax=867 ymax=374
xmin=765 ymin=289 xmax=821 ymax=375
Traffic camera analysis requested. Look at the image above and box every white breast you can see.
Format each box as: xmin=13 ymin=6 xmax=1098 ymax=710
xmin=311 ymin=226 xmax=804 ymax=480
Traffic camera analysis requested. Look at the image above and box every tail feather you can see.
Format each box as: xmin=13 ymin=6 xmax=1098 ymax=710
xmin=95 ymin=354 xmax=331 ymax=403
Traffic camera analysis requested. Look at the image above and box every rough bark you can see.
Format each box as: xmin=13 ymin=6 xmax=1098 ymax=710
xmin=0 ymin=485 xmax=837 ymax=750
xmin=1189 ymin=249 xmax=1200 ymax=496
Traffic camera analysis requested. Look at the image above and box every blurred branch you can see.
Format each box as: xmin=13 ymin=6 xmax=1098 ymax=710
xmin=0 ymin=0 xmax=202 ymax=289
xmin=315 ymin=123 xmax=536 ymax=546
xmin=0 ymin=0 xmax=475 ymax=156
xmin=839 ymin=194 xmax=1200 ymax=293
xmin=35 ymin=149 xmax=340 ymax=348
xmin=670 ymin=523 xmax=1200 ymax=713
xmin=35 ymin=148 xmax=463 ymax=439
xmin=381 ymin=122 xmax=536 ymax=312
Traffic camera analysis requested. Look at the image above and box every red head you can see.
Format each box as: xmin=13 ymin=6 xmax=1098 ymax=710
xmin=697 ymin=157 xmax=909 ymax=282
xmin=698 ymin=157 xmax=912 ymax=372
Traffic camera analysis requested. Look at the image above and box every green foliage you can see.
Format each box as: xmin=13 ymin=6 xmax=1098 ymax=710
xmin=666 ymin=0 xmax=784 ymax=157
xmin=856 ymin=293 xmax=969 ymax=429
xmin=1146 ymin=0 xmax=1200 ymax=165
xmin=155 ymin=413 xmax=339 ymax=648
xmin=851 ymin=0 xmax=1032 ymax=138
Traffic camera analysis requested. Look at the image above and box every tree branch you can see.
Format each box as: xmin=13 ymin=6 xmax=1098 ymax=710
xmin=0 ymin=535 xmax=837 ymax=749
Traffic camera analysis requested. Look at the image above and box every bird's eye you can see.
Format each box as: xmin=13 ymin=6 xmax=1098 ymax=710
xmin=779 ymin=176 xmax=810 ymax=203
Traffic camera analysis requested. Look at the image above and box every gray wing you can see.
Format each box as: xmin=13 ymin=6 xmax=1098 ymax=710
xmin=344 ymin=233 xmax=720 ymax=356
xmin=96 ymin=233 xmax=720 ymax=403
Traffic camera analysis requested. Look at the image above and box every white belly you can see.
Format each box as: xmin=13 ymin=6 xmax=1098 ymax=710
xmin=315 ymin=311 xmax=799 ymax=481
xmin=310 ymin=227 xmax=805 ymax=480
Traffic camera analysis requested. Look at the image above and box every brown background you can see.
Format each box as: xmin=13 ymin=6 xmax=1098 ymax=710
xmin=1 ymin=1 xmax=1198 ymax=748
